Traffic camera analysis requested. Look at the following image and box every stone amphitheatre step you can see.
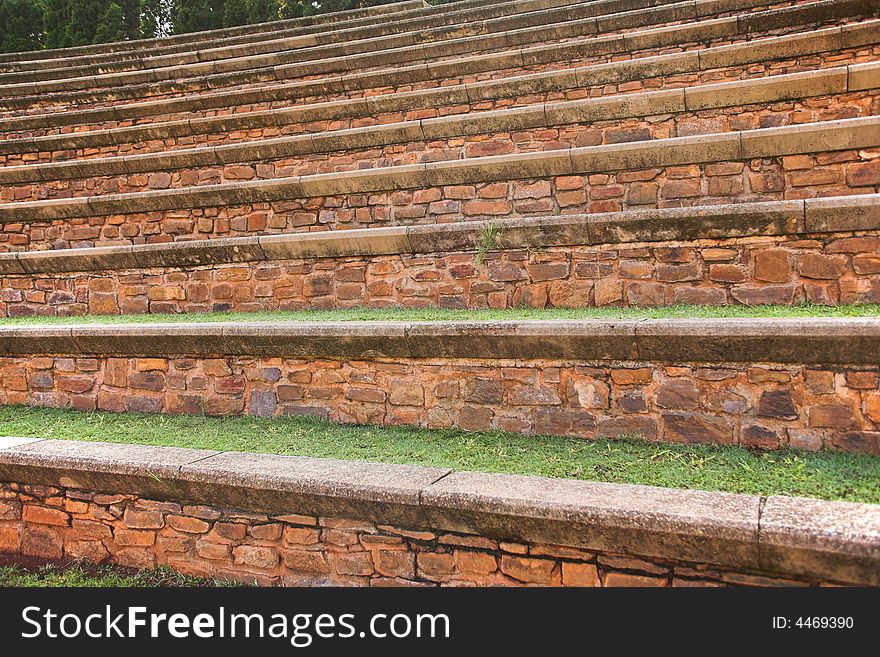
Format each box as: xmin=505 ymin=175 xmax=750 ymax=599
xmin=0 ymin=317 xmax=877 ymax=454
xmin=0 ymin=0 xmax=694 ymax=85
xmin=0 ymin=0 xmax=429 ymax=66
xmin=0 ymin=116 xmax=876 ymax=250
xmin=2 ymin=439 xmax=878 ymax=585
xmin=1 ymin=64 xmax=877 ymax=200
xmin=0 ymin=196 xmax=875 ymax=316
xmin=3 ymin=19 xmax=875 ymax=143
xmin=2 ymin=0 xmax=873 ymax=113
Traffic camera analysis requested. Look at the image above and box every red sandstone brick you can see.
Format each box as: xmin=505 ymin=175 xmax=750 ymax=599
xmin=136 ymin=358 xmax=168 ymax=372
xmin=22 ymin=526 xmax=63 ymax=559
xmin=754 ymin=249 xmax=792 ymax=283
xmin=656 ymin=379 xmax=700 ymax=410
xmin=23 ymin=505 xmax=69 ymax=526
xmin=66 ymin=540 xmax=110 ymax=562
xmin=610 ymin=368 xmax=652 ymax=385
xmin=334 ymin=551 xmax=375 ymax=576
xmin=123 ymin=508 xmax=164 ymax=529
xmin=809 ymin=404 xmax=857 ymax=429
xmin=389 ymin=381 xmax=425 ymax=406
xmin=417 ymin=552 xmax=456 ymax=580
xmin=212 ymin=522 xmax=247 ymax=541
xmin=114 ymin=528 xmax=155 ymax=547
xmin=234 ymin=545 xmax=279 ymax=570
xmin=284 ymin=526 xmax=320 ymax=545
xmin=375 ymin=550 xmax=415 ymax=579
xmin=562 ymin=562 xmax=600 ymax=587
xmin=797 ymin=254 xmax=847 ymax=280
xmin=281 ymin=549 xmax=329 ymax=573
xmin=846 ymin=159 xmax=880 ymax=187
xmin=167 ymin=515 xmax=211 ymax=534
xmin=345 ymin=387 xmax=386 ymax=404
xmin=0 ymin=526 xmax=21 ymax=551
xmin=500 ymin=555 xmax=556 ymax=585
xmin=249 ymin=523 xmax=283 ymax=541
xmin=604 ymin=572 xmax=669 ymax=587
xmin=195 ymin=541 xmax=230 ymax=561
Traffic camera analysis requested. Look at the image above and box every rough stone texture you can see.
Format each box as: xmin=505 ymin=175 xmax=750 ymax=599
xmin=0 ymin=438 xmax=219 ymax=498
xmin=420 ymin=470 xmax=761 ymax=570
xmin=759 ymin=495 xmax=880 ymax=586
xmin=176 ymin=450 xmax=448 ymax=528
xmin=0 ymin=353 xmax=877 ymax=453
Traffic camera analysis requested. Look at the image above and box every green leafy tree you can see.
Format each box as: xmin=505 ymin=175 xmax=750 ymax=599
xmin=119 ymin=0 xmax=144 ymax=39
xmin=141 ymin=0 xmax=173 ymax=38
xmin=246 ymin=0 xmax=277 ymax=24
xmin=308 ymin=0 xmax=380 ymax=16
xmin=171 ymin=0 xmax=224 ymax=33
xmin=65 ymin=0 xmax=107 ymax=46
xmin=0 ymin=0 xmax=45 ymax=52
xmin=42 ymin=0 xmax=71 ymax=48
xmin=94 ymin=2 xmax=126 ymax=43
xmin=222 ymin=0 xmax=247 ymax=27
xmin=277 ymin=0 xmax=303 ymax=19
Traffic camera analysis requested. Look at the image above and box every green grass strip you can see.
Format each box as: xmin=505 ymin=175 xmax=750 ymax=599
xmin=0 ymin=563 xmax=240 ymax=587
xmin=0 ymin=304 xmax=877 ymax=326
xmin=1 ymin=406 xmax=878 ymax=504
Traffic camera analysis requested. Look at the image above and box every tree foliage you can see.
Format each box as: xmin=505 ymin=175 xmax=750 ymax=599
xmin=0 ymin=0 xmax=45 ymax=52
xmin=246 ymin=0 xmax=277 ymax=24
xmin=94 ymin=2 xmax=126 ymax=44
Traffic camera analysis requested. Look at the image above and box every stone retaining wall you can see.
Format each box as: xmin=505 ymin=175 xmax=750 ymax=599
xmin=0 ymin=438 xmax=877 ymax=586
xmin=1 ymin=231 xmax=878 ymax=316
xmin=2 ymin=197 xmax=876 ymax=314
xmin=0 ymin=319 xmax=878 ymax=453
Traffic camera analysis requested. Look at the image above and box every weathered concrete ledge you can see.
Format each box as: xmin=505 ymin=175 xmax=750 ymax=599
xmin=2 ymin=20 xmax=872 ymax=135
xmin=0 ymin=0 xmax=429 ymax=66
xmin=0 ymin=438 xmax=877 ymax=585
xmin=3 ymin=63 xmax=876 ymax=177
xmin=1 ymin=117 xmax=876 ymax=224
xmin=2 ymin=0 xmax=872 ymax=110
xmin=0 ymin=318 xmax=877 ymax=365
xmin=1 ymin=196 xmax=875 ymax=276
xmin=0 ymin=0 xmax=696 ymax=85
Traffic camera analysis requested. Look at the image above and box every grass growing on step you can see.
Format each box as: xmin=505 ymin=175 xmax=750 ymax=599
xmin=474 ymin=222 xmax=505 ymax=265
xmin=1 ymin=406 xmax=878 ymax=504
xmin=0 ymin=304 xmax=877 ymax=326
xmin=0 ymin=562 xmax=242 ymax=587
